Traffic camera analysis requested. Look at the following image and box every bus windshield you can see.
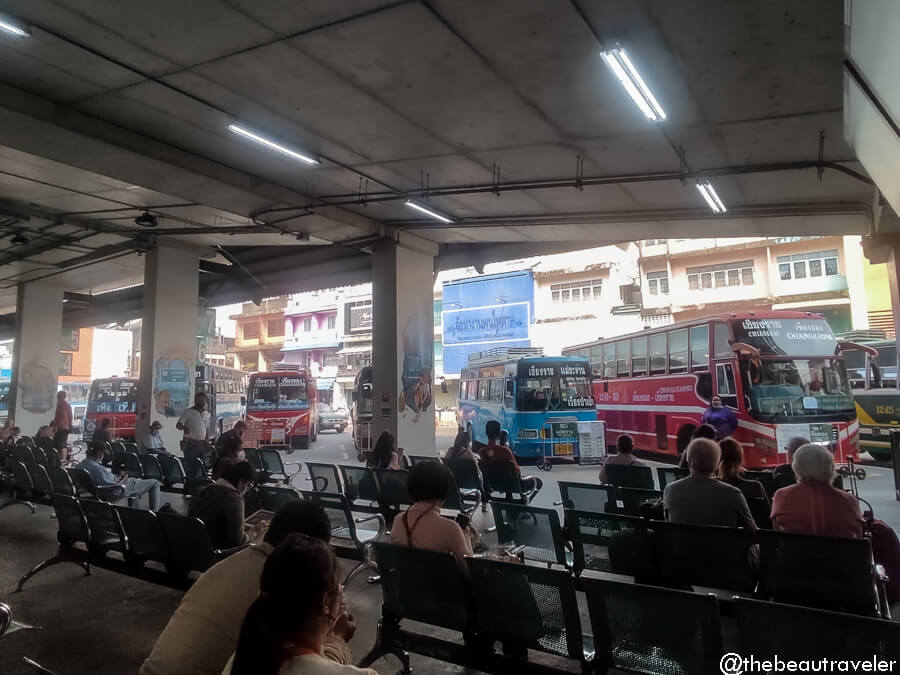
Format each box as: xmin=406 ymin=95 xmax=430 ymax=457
xmin=743 ymin=357 xmax=854 ymax=416
xmin=248 ymin=375 xmax=309 ymax=411
xmin=516 ymin=361 xmax=593 ymax=411
xmin=88 ymin=379 xmax=137 ymax=414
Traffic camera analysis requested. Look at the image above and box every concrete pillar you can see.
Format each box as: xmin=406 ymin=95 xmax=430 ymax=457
xmin=372 ymin=235 xmax=438 ymax=453
xmin=887 ymin=248 xmax=900 ymax=374
xmin=843 ymin=235 xmax=870 ymax=330
xmin=137 ymin=244 xmax=200 ymax=451
xmin=10 ymin=280 xmax=64 ymax=436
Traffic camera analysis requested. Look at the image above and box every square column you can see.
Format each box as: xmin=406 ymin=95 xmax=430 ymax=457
xmin=10 ymin=280 xmax=64 ymax=435
xmin=137 ymin=244 xmax=200 ymax=451
xmin=372 ymin=236 xmax=437 ymax=453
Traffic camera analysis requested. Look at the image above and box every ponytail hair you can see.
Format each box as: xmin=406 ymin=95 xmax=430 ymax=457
xmin=231 ymin=534 xmax=340 ymax=675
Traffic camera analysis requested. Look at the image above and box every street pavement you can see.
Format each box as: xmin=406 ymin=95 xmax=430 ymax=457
xmin=290 ymin=425 xmax=900 ymax=532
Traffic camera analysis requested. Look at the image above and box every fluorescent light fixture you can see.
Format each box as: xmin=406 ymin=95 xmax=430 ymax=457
xmin=601 ymin=47 xmax=666 ymax=121
xmin=696 ymin=181 xmax=727 ymax=214
xmin=228 ymin=124 xmax=319 ymax=165
xmin=405 ymin=200 xmax=453 ymax=223
xmin=0 ymin=16 xmax=29 ymax=36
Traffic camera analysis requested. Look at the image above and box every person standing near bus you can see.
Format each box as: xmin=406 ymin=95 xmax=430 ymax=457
xmin=178 ymin=392 xmax=211 ymax=465
xmin=53 ymin=390 xmax=73 ymax=462
xmin=701 ymin=395 xmax=737 ymax=440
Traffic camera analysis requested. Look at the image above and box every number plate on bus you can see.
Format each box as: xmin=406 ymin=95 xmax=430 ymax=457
xmin=554 ymin=443 xmax=573 ymax=456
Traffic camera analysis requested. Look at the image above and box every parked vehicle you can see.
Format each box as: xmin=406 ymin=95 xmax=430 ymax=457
xmin=317 ymin=402 xmax=349 ymax=433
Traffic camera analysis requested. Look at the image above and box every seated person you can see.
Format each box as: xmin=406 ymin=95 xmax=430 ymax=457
xmin=390 ymin=461 xmax=473 ymax=561
xmin=663 ymin=438 xmax=756 ymax=530
xmin=36 ymin=424 xmax=51 ymax=439
xmin=599 ymin=434 xmax=646 ymax=483
xmin=215 ymin=420 xmax=247 ymax=453
xmin=140 ymin=420 xmax=168 ymax=454
xmin=444 ymin=430 xmax=477 ymax=461
xmin=366 ymin=430 xmax=402 ymax=470
xmin=224 ymin=535 xmax=377 ymax=675
xmin=771 ymin=443 xmax=863 ymax=538
xmin=677 ymin=423 xmax=717 ymax=468
xmin=480 ymin=420 xmax=541 ymax=495
xmin=92 ymin=417 xmax=113 ymax=446
xmin=187 ymin=460 xmax=254 ymax=549
xmin=772 ymin=436 xmax=808 ymax=491
xmin=77 ymin=441 xmax=161 ymax=510
xmin=212 ymin=431 xmax=246 ymax=480
xmin=141 ymin=501 xmax=357 ymax=675
xmin=717 ymin=437 xmax=767 ymax=503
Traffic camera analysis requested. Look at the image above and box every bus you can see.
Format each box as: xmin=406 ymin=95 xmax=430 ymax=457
xmin=244 ymin=370 xmax=318 ymax=449
xmin=843 ymin=339 xmax=897 ymax=461
xmin=84 ymin=376 xmax=139 ymax=441
xmin=59 ymin=381 xmax=91 ymax=434
xmin=458 ymin=347 xmax=596 ymax=462
xmin=351 ymin=366 xmax=373 ymax=459
xmin=195 ymin=363 xmax=249 ymax=438
xmin=563 ymin=311 xmax=860 ymax=467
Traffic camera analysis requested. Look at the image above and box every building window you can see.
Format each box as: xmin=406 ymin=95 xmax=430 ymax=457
xmin=60 ymin=329 xmax=80 ymax=352
xmin=327 ymin=315 xmax=336 ymax=330
xmin=551 ymin=278 xmax=602 ymax=304
xmin=303 ymin=317 xmax=312 ymax=332
xmin=267 ymin=320 xmax=284 ymax=337
xmin=777 ymin=250 xmax=839 ymax=280
xmin=324 ymin=351 xmax=339 ymax=368
xmin=647 ymin=271 xmax=669 ymax=296
xmin=59 ymin=352 xmax=73 ymax=376
xmin=243 ymin=323 xmax=260 ymax=339
xmin=433 ymin=300 xmax=442 ymax=326
xmin=687 ymin=260 xmax=755 ymax=291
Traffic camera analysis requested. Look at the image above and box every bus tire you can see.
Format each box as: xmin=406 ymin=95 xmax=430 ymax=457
xmin=299 ymin=436 xmax=310 ymax=450
xmin=541 ymin=459 xmax=552 ymax=471
xmin=311 ymin=425 xmax=317 ymax=443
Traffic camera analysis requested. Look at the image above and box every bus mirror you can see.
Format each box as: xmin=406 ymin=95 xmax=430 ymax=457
xmin=870 ymin=358 xmax=882 ymax=389
xmin=240 ymin=396 xmax=246 ymax=407
xmin=440 ymin=378 xmax=448 ymax=394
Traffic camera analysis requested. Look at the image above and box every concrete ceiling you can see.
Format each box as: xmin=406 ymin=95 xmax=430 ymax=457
xmin=0 ymin=0 xmax=882 ymax=321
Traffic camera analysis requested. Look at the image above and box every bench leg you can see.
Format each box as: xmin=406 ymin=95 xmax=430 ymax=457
xmin=0 ymin=499 xmax=36 ymax=514
xmin=343 ymin=558 xmax=379 ymax=587
xmin=16 ymin=546 xmax=91 ymax=591
xmin=358 ymin=620 xmax=409 ymax=673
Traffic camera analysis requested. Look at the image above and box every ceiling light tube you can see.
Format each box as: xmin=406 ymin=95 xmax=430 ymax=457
xmin=0 ymin=16 xmax=29 ymax=36
xmin=228 ymin=124 xmax=319 ymax=165
xmin=705 ymin=182 xmax=727 ymax=213
xmin=601 ymin=47 xmax=666 ymax=121
xmin=697 ymin=183 xmax=719 ymax=213
xmin=405 ymin=200 xmax=453 ymax=223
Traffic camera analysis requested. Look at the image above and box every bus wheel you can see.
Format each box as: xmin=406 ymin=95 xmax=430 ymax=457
xmin=299 ymin=436 xmax=310 ymax=450
xmin=541 ymin=459 xmax=552 ymax=471
xmin=855 ymin=468 xmax=867 ymax=480
xmin=311 ymin=426 xmax=317 ymax=443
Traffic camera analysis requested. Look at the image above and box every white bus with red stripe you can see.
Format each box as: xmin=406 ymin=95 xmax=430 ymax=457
xmin=244 ymin=370 xmax=318 ymax=450
xmin=564 ymin=311 xmax=861 ymax=468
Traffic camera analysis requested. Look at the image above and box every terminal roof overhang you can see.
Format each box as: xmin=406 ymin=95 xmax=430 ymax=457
xmin=0 ymin=0 xmax=889 ymax=337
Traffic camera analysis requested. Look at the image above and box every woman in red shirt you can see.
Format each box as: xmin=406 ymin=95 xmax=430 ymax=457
xmin=771 ymin=443 xmax=863 ymax=539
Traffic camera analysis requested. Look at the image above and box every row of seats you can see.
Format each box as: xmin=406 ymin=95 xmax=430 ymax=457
xmin=362 ymin=541 xmax=900 ymax=675
xmin=17 ymin=494 xmax=247 ymax=591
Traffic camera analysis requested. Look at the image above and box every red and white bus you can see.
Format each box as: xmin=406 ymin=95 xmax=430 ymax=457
xmin=84 ymin=376 xmax=139 ymax=442
xmin=563 ymin=311 xmax=860 ymax=467
xmin=244 ymin=370 xmax=318 ymax=449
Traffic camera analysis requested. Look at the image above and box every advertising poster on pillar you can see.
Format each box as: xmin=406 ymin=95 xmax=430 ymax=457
xmin=153 ymin=354 xmax=192 ymax=418
xmin=20 ymin=361 xmax=55 ymax=414
xmin=396 ymin=253 xmax=435 ymax=450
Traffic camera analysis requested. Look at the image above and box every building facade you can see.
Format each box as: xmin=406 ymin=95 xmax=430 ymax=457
xmin=227 ymin=297 xmax=288 ymax=372
xmin=637 ymin=236 xmax=872 ymax=335
xmin=281 ymin=292 xmax=342 ymax=405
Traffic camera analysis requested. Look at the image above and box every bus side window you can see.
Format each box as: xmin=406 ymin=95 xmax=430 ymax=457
xmin=668 ymin=329 xmax=688 ymax=373
xmin=505 ymin=378 xmax=515 ymax=407
xmin=716 ymin=363 xmax=738 ymax=408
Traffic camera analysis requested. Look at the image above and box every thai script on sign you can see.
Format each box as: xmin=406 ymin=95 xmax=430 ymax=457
xmin=280 ymin=378 xmax=305 ymax=387
xmin=528 ymin=366 xmax=555 ymax=377
xmin=559 ymin=365 xmax=587 ymax=376
xmin=255 ymin=378 xmax=276 ymax=387
xmin=741 ymin=318 xmax=782 ymax=338
xmin=565 ymin=397 xmax=595 ymax=407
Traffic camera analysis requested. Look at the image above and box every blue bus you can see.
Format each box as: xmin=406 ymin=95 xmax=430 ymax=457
xmin=195 ymin=362 xmax=249 ymax=439
xmin=458 ymin=348 xmax=595 ymax=461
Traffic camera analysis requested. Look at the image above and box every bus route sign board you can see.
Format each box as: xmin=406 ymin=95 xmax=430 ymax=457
xmin=577 ymin=421 xmax=607 ymax=465
xmin=549 ymin=421 xmax=579 ymax=457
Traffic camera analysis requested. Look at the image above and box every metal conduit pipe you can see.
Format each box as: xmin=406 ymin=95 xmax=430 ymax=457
xmin=250 ymin=160 xmax=873 ymax=215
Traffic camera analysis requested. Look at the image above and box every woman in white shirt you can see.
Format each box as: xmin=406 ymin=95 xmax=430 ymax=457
xmin=225 ymin=534 xmax=377 ymax=675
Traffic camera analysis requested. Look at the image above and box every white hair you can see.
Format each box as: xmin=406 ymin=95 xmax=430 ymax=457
xmin=791 ymin=443 xmax=835 ymax=484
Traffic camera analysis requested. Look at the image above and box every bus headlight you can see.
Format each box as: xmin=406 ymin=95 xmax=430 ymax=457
xmin=518 ymin=429 xmax=539 ymax=439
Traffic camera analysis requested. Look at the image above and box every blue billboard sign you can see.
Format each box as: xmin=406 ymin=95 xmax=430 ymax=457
xmin=442 ymin=270 xmax=534 ymax=375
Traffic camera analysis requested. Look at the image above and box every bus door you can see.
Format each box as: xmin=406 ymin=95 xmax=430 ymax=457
xmin=714 ymin=361 xmax=740 ymax=410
